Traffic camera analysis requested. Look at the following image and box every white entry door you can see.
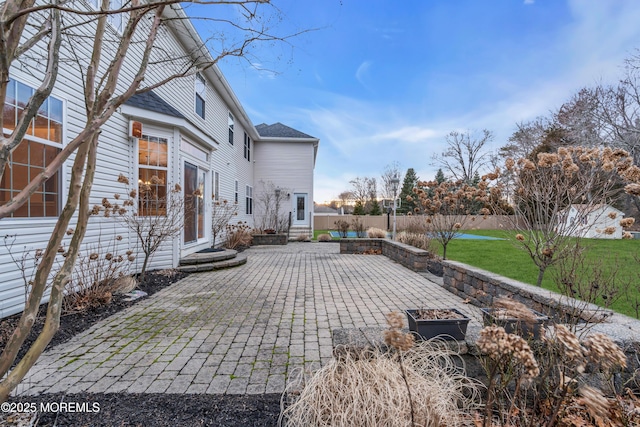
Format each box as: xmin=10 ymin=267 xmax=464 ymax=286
xmin=292 ymin=193 xmax=308 ymax=226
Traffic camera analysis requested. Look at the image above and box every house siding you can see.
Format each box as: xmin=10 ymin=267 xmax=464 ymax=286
xmin=253 ymin=141 xmax=315 ymax=230
xmin=0 ymin=6 xmax=316 ymax=318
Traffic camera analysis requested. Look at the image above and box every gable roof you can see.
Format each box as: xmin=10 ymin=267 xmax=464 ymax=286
xmin=124 ymin=91 xmax=185 ymax=119
xmin=255 ymin=122 xmax=316 ymax=139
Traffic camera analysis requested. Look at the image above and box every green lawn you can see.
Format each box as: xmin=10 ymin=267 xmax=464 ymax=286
xmin=437 ymin=230 xmax=640 ymax=318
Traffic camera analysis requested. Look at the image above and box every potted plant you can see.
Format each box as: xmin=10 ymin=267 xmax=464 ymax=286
xmin=481 ymin=298 xmax=549 ymax=340
xmin=481 ymin=308 xmax=548 ymax=340
xmin=405 ymin=308 xmax=471 ymax=341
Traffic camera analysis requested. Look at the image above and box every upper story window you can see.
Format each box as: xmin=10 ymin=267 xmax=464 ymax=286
xmin=228 ymin=113 xmax=234 ymax=145
xmin=195 ymin=73 xmax=206 ymax=119
xmin=0 ymin=78 xmax=63 ymax=217
xmin=244 ymin=132 xmax=251 ymax=161
xmin=89 ymin=0 xmax=127 ymax=33
xmin=138 ymin=134 xmax=168 ymax=216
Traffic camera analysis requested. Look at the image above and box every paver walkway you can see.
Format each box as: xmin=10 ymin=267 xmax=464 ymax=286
xmin=17 ymin=243 xmax=481 ymax=396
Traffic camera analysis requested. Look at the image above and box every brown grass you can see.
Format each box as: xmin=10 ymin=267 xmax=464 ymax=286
xmin=280 ymin=342 xmax=481 ymax=427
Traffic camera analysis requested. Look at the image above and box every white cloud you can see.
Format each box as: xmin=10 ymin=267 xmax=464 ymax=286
xmin=355 ymin=61 xmax=372 ymax=88
xmin=374 ymin=126 xmax=441 ymax=143
xmin=523 ymin=0 xmax=535 ymax=5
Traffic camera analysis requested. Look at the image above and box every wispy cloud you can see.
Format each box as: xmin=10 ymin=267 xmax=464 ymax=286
xmin=355 ymin=61 xmax=372 ymax=88
xmin=523 ymin=0 xmax=535 ymax=5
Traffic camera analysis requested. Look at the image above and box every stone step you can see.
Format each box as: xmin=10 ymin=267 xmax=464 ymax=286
xmin=179 ymin=248 xmax=237 ymax=265
xmin=177 ymin=253 xmax=247 ymax=273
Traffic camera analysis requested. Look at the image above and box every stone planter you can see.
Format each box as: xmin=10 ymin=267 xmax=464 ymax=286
xmin=481 ymin=308 xmax=549 ymax=340
xmin=405 ymin=308 xmax=471 ymax=341
xmin=252 ymin=234 xmax=288 ymax=245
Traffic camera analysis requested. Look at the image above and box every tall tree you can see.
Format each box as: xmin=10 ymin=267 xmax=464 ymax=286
xmin=433 ymin=129 xmax=493 ymax=184
xmin=435 ymin=168 xmax=446 ymax=184
xmin=398 ymin=168 xmax=418 ymax=214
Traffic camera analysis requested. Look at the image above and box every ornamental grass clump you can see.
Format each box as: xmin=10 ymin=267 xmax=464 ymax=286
xmin=367 ymin=227 xmax=387 ymax=238
xmin=280 ymin=312 xmax=481 ymax=427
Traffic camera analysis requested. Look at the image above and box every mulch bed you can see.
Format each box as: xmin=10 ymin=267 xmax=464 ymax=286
xmin=0 ymin=270 xmax=282 ymax=426
xmin=6 ymin=393 xmax=281 ymax=426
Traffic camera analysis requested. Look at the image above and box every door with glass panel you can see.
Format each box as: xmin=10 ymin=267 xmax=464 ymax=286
xmin=184 ymin=162 xmax=206 ymax=244
xmin=292 ymin=193 xmax=308 ymax=226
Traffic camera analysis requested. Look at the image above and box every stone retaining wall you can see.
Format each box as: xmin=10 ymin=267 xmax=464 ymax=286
xmin=252 ymin=234 xmax=288 ymax=245
xmin=340 ymin=238 xmax=438 ymax=272
xmin=339 ymin=238 xmax=640 ymax=347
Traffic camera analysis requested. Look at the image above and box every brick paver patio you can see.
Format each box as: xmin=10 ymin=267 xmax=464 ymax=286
xmin=17 ymin=243 xmax=481 ymax=396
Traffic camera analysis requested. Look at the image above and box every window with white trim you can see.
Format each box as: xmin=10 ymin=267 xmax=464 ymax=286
xmin=138 ymin=134 xmax=168 ymax=216
xmin=0 ymin=78 xmax=63 ymax=217
xmin=89 ymin=0 xmax=127 ymax=33
xmin=228 ymin=113 xmax=234 ymax=145
xmin=213 ymin=171 xmax=219 ymax=201
xmin=234 ymin=180 xmax=238 ymax=203
xmin=195 ymin=73 xmax=206 ymax=119
xmin=244 ymin=132 xmax=251 ymax=161
xmin=245 ymin=185 xmax=253 ymax=215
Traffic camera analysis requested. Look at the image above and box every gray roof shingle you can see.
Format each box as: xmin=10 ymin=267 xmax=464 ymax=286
xmin=125 ymin=91 xmax=185 ymax=119
xmin=255 ymin=122 xmax=315 ymax=139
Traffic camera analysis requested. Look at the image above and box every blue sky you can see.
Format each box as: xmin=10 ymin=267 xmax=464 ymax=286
xmin=190 ymin=0 xmax=640 ymax=203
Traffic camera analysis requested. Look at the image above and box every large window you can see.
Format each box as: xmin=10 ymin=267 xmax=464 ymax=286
xmin=195 ymin=73 xmax=206 ymax=119
xmin=228 ymin=112 xmax=234 ymax=145
xmin=138 ymin=134 xmax=168 ymax=216
xmin=244 ymin=132 xmax=251 ymax=161
xmin=245 ymin=185 xmax=253 ymax=215
xmin=0 ymin=78 xmax=63 ymax=217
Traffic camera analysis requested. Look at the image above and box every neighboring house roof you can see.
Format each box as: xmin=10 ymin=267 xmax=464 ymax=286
xmin=315 ymin=205 xmax=338 ymax=214
xmin=125 ymin=91 xmax=185 ymax=118
xmin=255 ymin=122 xmax=316 ymax=139
xmin=566 ymin=203 xmax=624 ymax=215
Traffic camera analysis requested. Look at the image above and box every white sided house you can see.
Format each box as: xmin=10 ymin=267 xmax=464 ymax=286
xmin=253 ymin=123 xmax=319 ymax=239
xmin=0 ymin=6 xmax=317 ymax=318
xmin=560 ymin=204 xmax=625 ymax=239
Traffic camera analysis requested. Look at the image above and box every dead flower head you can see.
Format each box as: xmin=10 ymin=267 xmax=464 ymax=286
xmin=582 ymin=333 xmax=627 ymax=371
xmin=620 ymin=218 xmax=635 ymax=228
xmin=383 ymin=311 xmax=414 ymax=352
xmin=477 ymin=325 xmax=540 ymax=380
xmin=516 ymin=233 xmax=525 ymax=241
xmin=577 ymin=385 xmax=610 ymax=420
xmin=117 ymin=174 xmax=130 ymax=185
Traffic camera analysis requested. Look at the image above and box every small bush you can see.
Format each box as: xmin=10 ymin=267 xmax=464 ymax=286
xmin=367 ymin=227 xmax=387 ymax=238
xmin=225 ymin=221 xmax=253 ymax=249
xmin=296 ymin=234 xmax=310 ymax=242
xmin=64 ymin=239 xmax=134 ymax=313
xmin=317 ymin=234 xmax=332 ymax=242
xmin=397 ymin=231 xmax=435 ymax=253
xmin=352 ymin=217 xmax=366 ymax=237
xmin=334 ymin=220 xmax=349 ymax=238
xmin=401 ymin=216 xmax=429 ymax=234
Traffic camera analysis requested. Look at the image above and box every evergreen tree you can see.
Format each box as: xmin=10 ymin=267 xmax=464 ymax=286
xmin=369 ymin=200 xmax=382 ymax=215
xmin=353 ymin=200 xmax=366 ymax=215
xmin=435 ymin=168 xmax=446 ymax=184
xmin=398 ymin=168 xmax=419 ymax=214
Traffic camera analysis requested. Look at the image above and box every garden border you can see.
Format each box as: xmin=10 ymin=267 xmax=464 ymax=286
xmin=339 ymin=238 xmax=640 ymax=345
